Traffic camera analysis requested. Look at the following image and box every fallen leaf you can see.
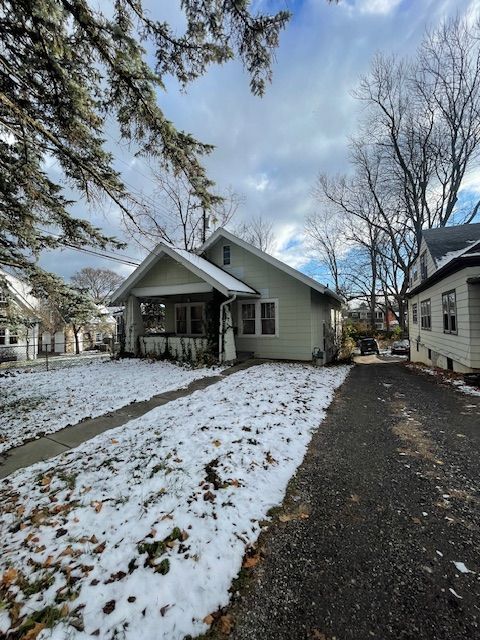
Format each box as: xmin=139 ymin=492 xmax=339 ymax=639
xmin=279 ymin=511 xmax=310 ymax=523
xmin=2 ymin=567 xmax=18 ymax=585
xmin=349 ymin=494 xmax=361 ymax=504
xmin=103 ymin=600 xmax=116 ymax=614
xmin=218 ymin=614 xmax=234 ymax=634
xmin=203 ymin=614 xmax=214 ymax=625
xmin=93 ymin=542 xmax=106 ymax=554
xmin=310 ymin=631 xmax=327 ymax=640
xmin=243 ymin=554 xmax=260 ymax=569
xmin=41 ymin=476 xmax=52 ymax=486
xmin=111 ymin=439 xmax=119 ymax=444
xmin=22 ymin=622 xmax=46 ymax=640
xmin=212 ymin=439 xmax=221 ymax=447
xmin=91 ymin=501 xmax=103 ymax=513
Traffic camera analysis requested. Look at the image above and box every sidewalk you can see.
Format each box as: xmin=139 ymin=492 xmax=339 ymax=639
xmin=0 ymin=360 xmax=259 ymax=479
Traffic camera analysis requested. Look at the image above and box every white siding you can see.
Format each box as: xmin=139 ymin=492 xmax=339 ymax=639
xmin=408 ymin=266 xmax=480 ymax=371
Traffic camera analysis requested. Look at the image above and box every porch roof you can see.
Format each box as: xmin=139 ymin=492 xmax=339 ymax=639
xmin=111 ymin=243 xmax=258 ymax=304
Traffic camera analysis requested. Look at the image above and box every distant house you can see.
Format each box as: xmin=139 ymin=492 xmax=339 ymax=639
xmin=407 ymin=223 xmax=480 ymax=372
xmin=345 ymin=304 xmax=399 ymax=331
xmin=0 ymin=270 xmax=40 ymax=362
xmin=111 ymin=228 xmax=343 ymax=364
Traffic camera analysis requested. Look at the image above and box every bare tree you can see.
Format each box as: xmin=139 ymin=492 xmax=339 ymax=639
xmin=71 ymin=268 xmax=124 ymax=305
xmin=233 ymin=215 xmax=275 ymax=253
xmin=125 ymin=171 xmax=242 ymax=251
xmin=315 ymin=16 xmax=480 ymax=330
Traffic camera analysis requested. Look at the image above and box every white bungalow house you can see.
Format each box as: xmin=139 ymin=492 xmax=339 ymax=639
xmin=0 ymin=269 xmax=40 ymax=362
xmin=407 ymin=223 xmax=480 ymax=372
xmin=111 ymin=228 xmax=343 ymax=364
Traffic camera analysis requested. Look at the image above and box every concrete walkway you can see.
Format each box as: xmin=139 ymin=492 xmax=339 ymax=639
xmin=0 ymin=360 xmax=259 ymax=479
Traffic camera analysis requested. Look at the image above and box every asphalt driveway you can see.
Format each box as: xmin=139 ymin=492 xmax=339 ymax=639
xmin=225 ymin=361 xmax=480 ymax=640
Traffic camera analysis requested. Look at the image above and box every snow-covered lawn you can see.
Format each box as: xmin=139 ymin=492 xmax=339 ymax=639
xmin=0 ymin=359 xmax=223 ymax=454
xmin=0 ymin=362 xmax=349 ymax=640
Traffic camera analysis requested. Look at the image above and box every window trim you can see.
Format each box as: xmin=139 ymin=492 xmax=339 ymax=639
xmin=238 ymin=299 xmax=279 ymax=338
xmin=412 ymin=302 xmax=418 ymax=324
xmin=442 ymin=289 xmax=457 ymax=335
xmin=420 ymin=298 xmax=431 ymax=331
xmin=222 ymin=245 xmax=231 ymax=266
xmin=174 ymin=302 xmax=206 ymax=336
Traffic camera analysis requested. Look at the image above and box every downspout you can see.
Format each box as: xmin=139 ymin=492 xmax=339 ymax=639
xmin=218 ymin=294 xmax=236 ymax=363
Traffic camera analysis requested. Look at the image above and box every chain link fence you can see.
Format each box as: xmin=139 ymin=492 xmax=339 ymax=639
xmin=0 ymin=339 xmax=116 ymax=374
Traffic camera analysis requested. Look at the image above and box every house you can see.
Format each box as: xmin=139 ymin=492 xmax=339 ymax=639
xmin=111 ymin=228 xmax=343 ymax=364
xmin=345 ymin=303 xmax=399 ymax=331
xmin=407 ymin=223 xmax=480 ymax=372
xmin=0 ymin=269 xmax=40 ymax=362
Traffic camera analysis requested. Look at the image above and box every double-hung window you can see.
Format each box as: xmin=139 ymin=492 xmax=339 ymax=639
xmin=239 ymin=299 xmax=278 ymax=337
xmin=442 ymin=290 xmax=457 ymax=334
xmin=420 ymin=299 xmax=431 ymax=330
xmin=0 ymin=328 xmax=5 ymax=345
xmin=175 ymin=303 xmax=205 ymax=335
xmin=412 ymin=303 xmax=418 ymax=324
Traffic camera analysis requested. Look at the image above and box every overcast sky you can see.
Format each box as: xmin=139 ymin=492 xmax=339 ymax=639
xmin=40 ymin=0 xmax=479 ymax=285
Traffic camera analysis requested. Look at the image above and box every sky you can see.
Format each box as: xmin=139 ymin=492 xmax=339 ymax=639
xmin=39 ymin=0 xmax=480 ymax=286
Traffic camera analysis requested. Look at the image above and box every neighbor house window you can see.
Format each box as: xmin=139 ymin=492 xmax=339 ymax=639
xmin=420 ymin=252 xmax=427 ymax=281
xmin=420 ymin=299 xmax=431 ymax=330
xmin=239 ymin=299 xmax=278 ymax=337
xmin=442 ymin=290 xmax=457 ymax=334
xmin=0 ymin=328 xmax=5 ymax=345
xmin=412 ymin=303 xmax=418 ymax=324
xmin=223 ymin=245 xmax=231 ymax=266
xmin=0 ymin=289 xmax=7 ymax=306
xmin=175 ymin=303 xmax=205 ymax=335
xmin=9 ymin=329 xmax=18 ymax=344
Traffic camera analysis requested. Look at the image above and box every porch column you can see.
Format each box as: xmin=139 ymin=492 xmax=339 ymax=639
xmin=220 ymin=301 xmax=236 ymax=363
xmin=124 ymin=294 xmax=145 ymax=355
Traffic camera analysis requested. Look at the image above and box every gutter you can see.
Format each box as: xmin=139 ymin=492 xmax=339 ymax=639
xmin=218 ymin=294 xmax=236 ymax=363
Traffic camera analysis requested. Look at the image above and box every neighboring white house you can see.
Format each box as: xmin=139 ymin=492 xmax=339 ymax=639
xmin=408 ymin=223 xmax=480 ymax=373
xmin=345 ymin=304 xmax=399 ymax=331
xmin=0 ymin=269 xmax=40 ymax=362
xmin=111 ymin=228 xmax=344 ymax=364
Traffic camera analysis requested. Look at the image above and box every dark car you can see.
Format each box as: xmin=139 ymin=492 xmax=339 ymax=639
xmin=358 ymin=337 xmax=380 ymax=355
xmin=391 ymin=339 xmax=410 ymax=356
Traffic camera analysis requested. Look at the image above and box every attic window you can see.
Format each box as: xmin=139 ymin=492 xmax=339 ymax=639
xmin=420 ymin=252 xmax=427 ymax=281
xmin=223 ymin=245 xmax=231 ymax=266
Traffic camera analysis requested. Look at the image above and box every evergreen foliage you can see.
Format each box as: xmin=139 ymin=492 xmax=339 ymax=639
xmin=0 ymin=0 xmax=290 ymax=293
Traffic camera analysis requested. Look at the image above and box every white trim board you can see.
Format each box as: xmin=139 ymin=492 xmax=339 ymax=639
xmin=131 ymin=283 xmax=213 ymax=297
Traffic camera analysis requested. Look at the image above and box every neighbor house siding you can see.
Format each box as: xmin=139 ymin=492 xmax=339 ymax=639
xmin=408 ymin=266 xmax=480 ymax=371
xmin=134 ymin=255 xmax=204 ymax=289
xmin=205 ymin=241 xmax=313 ymax=360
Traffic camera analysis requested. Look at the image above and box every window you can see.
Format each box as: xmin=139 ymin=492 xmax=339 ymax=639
xmin=442 ymin=290 xmax=457 ymax=334
xmin=261 ymin=302 xmax=276 ymax=335
xmin=239 ymin=299 xmax=278 ymax=337
xmin=9 ymin=328 xmax=18 ymax=344
xmin=241 ymin=303 xmax=256 ymax=335
xmin=0 ymin=289 xmax=7 ymax=306
xmin=412 ymin=303 xmax=418 ymax=324
xmin=420 ymin=252 xmax=427 ymax=281
xmin=175 ymin=303 xmax=205 ymax=335
xmin=412 ymin=265 xmax=418 ymax=282
xmin=420 ymin=299 xmax=431 ymax=330
xmin=223 ymin=245 xmax=231 ymax=266
xmin=0 ymin=328 xmax=5 ymax=345
xmin=95 ymin=332 xmax=103 ymax=343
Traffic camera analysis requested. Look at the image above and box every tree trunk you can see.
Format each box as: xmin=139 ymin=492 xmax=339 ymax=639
xmin=73 ymin=326 xmax=80 ymax=354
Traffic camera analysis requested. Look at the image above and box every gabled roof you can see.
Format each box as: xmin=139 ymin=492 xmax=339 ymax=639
xmin=423 ymin=223 xmax=480 ymax=267
xmin=111 ymin=242 xmax=257 ymax=303
xmin=200 ymin=228 xmax=344 ymax=303
xmin=0 ymin=268 xmax=39 ymax=316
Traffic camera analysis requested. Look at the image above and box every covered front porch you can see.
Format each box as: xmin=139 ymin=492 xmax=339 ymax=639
xmin=112 ymin=243 xmax=259 ymax=364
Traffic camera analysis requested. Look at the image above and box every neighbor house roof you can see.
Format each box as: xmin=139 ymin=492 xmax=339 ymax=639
xmin=111 ymin=243 xmax=258 ymax=304
xmin=423 ymin=223 xmax=480 ymax=267
xmin=0 ymin=268 xmax=39 ymax=316
xmin=200 ymin=228 xmax=344 ymax=303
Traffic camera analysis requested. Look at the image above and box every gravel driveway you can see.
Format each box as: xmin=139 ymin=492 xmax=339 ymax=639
xmin=225 ymin=361 xmax=480 ymax=640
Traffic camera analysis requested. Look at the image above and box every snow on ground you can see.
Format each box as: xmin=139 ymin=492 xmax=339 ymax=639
xmin=0 ymin=359 xmax=223 ymax=453
xmin=0 ymin=362 xmax=349 ymax=640
xmin=407 ymin=363 xmax=480 ymax=398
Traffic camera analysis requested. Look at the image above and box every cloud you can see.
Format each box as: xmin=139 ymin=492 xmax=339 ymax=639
xmin=356 ymin=0 xmax=402 ymax=15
